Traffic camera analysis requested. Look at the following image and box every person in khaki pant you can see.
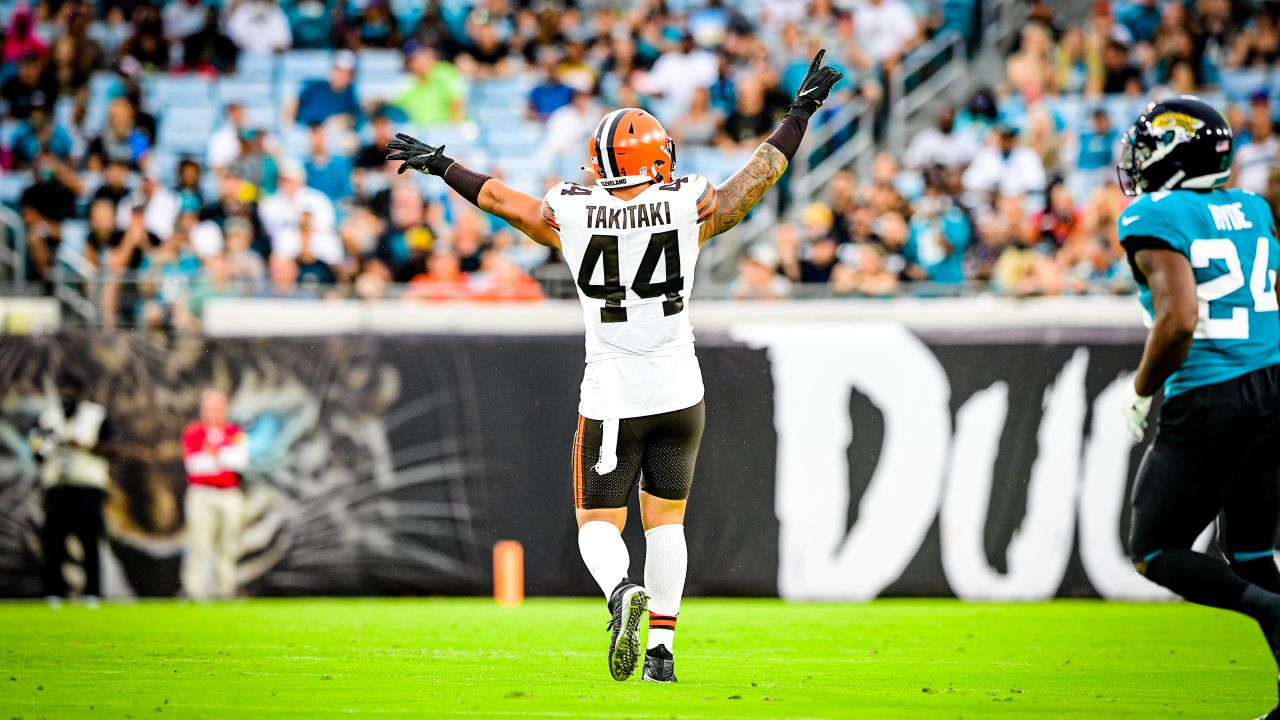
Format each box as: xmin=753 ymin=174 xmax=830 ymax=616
xmin=181 ymin=388 xmax=248 ymax=600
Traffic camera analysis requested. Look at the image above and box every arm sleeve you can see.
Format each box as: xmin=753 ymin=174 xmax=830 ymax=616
xmin=540 ymin=198 xmax=560 ymax=231
xmin=1117 ymin=197 xmax=1183 ymax=252
xmin=692 ymin=175 xmax=717 ymax=225
xmin=1118 ymin=197 xmax=1183 ymax=283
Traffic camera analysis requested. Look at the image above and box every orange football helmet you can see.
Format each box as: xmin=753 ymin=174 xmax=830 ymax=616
xmin=588 ymin=108 xmax=676 ymax=189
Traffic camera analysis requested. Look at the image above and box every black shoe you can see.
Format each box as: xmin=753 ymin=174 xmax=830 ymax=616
xmin=605 ymin=578 xmax=648 ymax=681
xmin=642 ymin=644 xmax=677 ymax=683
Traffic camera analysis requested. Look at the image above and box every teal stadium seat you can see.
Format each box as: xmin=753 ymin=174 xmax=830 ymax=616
xmin=356 ymin=49 xmax=404 ymax=82
xmin=0 ymin=172 xmax=30 ymax=206
xmin=281 ymin=50 xmax=334 ymax=84
xmin=357 ymin=74 xmax=411 ymax=106
xmin=217 ymin=77 xmax=275 ymax=107
xmin=1219 ymin=69 xmax=1269 ymax=102
xmin=144 ymin=76 xmax=212 ymax=111
xmin=234 ymin=53 xmax=277 ymax=83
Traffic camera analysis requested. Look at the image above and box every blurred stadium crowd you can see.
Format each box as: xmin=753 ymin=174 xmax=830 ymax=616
xmin=0 ymin=0 xmax=1279 ymax=328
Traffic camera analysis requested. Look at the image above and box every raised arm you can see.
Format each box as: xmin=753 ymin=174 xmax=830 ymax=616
xmin=700 ymin=50 xmax=843 ymax=245
xmin=386 ymin=134 xmax=560 ymax=249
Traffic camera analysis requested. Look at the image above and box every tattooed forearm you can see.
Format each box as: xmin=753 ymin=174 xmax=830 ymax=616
xmin=702 ymin=142 xmax=789 ymax=241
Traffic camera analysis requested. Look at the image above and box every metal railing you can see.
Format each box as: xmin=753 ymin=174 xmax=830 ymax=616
xmin=50 ymin=245 xmax=100 ymax=326
xmin=0 ymin=204 xmax=26 ymax=294
xmin=790 ymin=98 xmax=877 ymax=201
xmin=887 ymin=29 xmax=971 ymax=156
xmin=981 ymin=0 xmax=1030 ymax=52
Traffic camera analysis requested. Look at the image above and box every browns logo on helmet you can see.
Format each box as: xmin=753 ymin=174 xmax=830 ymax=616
xmin=587 ymin=108 xmax=677 ymax=189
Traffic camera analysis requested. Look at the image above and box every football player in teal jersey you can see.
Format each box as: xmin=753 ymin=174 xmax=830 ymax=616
xmin=1118 ymin=96 xmax=1280 ymax=718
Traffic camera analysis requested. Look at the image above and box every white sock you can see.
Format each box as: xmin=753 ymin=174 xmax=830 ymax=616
xmin=577 ymin=520 xmax=630 ymax=598
xmin=644 ymin=523 xmax=687 ymax=652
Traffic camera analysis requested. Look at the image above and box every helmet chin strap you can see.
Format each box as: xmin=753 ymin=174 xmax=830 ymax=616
xmin=1178 ymin=169 xmax=1231 ymax=189
xmin=1159 ymin=169 xmax=1186 ymax=191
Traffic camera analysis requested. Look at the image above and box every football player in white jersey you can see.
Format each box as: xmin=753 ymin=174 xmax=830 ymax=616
xmin=387 ymin=50 xmax=842 ymax=683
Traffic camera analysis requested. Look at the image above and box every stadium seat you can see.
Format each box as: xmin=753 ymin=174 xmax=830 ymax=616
xmin=483 ymin=123 xmax=542 ymax=156
xmin=1103 ymin=95 xmax=1144 ymax=129
xmin=0 ymin=172 xmax=30 ymax=205
xmin=148 ymin=151 xmax=180 ymax=185
xmin=88 ymin=71 xmax=123 ymax=106
xmin=0 ymin=119 xmax=19 ymax=148
xmin=278 ymin=80 xmax=302 ymax=108
xmin=398 ymin=123 xmax=479 ymax=160
xmin=157 ymin=118 xmax=214 ymax=156
xmin=472 ymin=78 xmax=533 ymax=108
xmin=216 ymin=77 xmax=275 ymax=108
xmin=200 ymin=171 xmax=223 ymax=203
xmin=1220 ymin=69 xmax=1268 ymax=102
xmin=59 ymin=220 xmax=89 ymax=254
xmin=470 ymin=104 xmax=511 ymax=132
xmin=164 ymin=108 xmax=218 ymax=137
xmin=357 ymin=74 xmax=410 ymax=105
xmin=281 ymin=50 xmax=334 ymax=83
xmin=242 ymin=105 xmax=280 ymax=132
xmin=392 ymin=2 xmax=423 ymax=34
xmin=1046 ymin=95 xmax=1085 ymax=133
xmin=157 ymin=109 xmax=219 ymax=156
xmin=145 ymin=76 xmax=213 ymax=110
xmin=356 ymin=49 xmax=404 ymax=81
xmin=235 ymin=52 xmax=277 ymax=82
xmin=81 ymin=72 xmax=126 ymax=137
xmin=281 ymin=126 xmax=312 ymax=159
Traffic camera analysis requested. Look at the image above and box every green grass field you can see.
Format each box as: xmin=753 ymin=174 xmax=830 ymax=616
xmin=0 ymin=598 xmax=1273 ymax=719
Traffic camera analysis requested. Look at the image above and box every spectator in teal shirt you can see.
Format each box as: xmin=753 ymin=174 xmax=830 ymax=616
xmin=304 ymin=124 xmax=354 ymax=202
xmin=1077 ymin=107 xmax=1119 ymax=172
xmin=903 ymin=180 xmax=972 ymax=285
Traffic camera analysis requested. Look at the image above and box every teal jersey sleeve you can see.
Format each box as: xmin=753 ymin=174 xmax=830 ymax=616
xmin=1117 ymin=192 xmax=1190 ymax=257
xmin=1246 ymin=191 xmax=1278 ymax=240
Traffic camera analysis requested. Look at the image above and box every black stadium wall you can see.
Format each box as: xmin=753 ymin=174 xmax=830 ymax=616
xmin=0 ymin=326 xmax=1184 ymax=601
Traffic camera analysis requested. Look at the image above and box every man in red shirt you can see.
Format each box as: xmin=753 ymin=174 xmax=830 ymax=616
xmin=181 ymin=387 xmax=249 ymax=600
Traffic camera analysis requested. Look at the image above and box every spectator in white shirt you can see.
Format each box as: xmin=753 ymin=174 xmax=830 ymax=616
xmin=225 ymin=0 xmax=292 ymax=56
xmin=207 ymin=102 xmax=247 ymax=172
xmin=903 ymin=105 xmax=980 ymax=170
xmin=1235 ymin=92 xmax=1279 ymax=195
xmin=117 ymin=165 xmax=179 ymax=241
xmin=258 ymin=160 xmax=344 ymax=265
xmin=853 ymin=0 xmax=919 ymax=69
xmin=643 ymin=34 xmax=718 ymax=121
xmin=536 ymin=89 xmax=600 ymax=170
xmin=963 ymin=124 xmax=1048 ymax=200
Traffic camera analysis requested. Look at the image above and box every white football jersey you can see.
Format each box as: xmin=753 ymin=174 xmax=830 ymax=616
xmin=543 ymin=174 xmax=717 ymax=420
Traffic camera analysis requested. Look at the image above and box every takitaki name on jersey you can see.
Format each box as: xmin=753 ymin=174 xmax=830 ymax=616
xmin=1119 ymin=187 xmax=1280 ymax=397
xmin=585 ymin=202 xmax=673 ymax=230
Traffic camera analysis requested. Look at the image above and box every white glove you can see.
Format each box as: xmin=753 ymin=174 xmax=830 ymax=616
xmin=1123 ymin=385 xmax=1153 ymax=443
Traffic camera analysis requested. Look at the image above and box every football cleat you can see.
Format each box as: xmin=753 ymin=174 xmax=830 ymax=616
xmin=642 ymin=644 xmax=677 ymax=683
xmin=605 ymin=578 xmax=648 ymax=681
